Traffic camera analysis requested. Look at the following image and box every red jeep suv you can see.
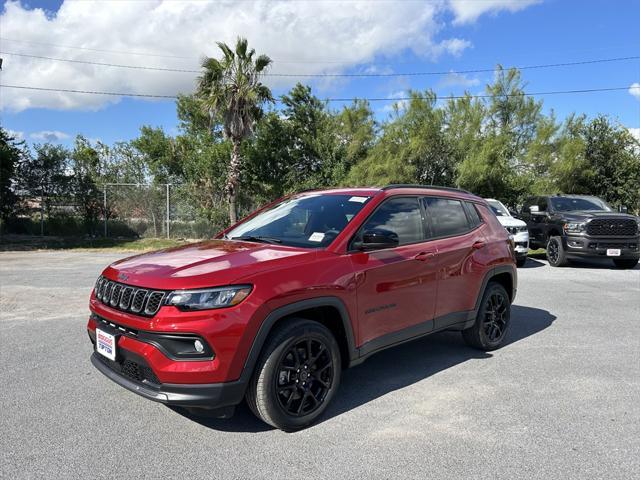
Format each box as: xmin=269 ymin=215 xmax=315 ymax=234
xmin=88 ymin=185 xmax=516 ymax=430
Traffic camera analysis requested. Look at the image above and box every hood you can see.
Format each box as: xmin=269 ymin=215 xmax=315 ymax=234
xmin=103 ymin=239 xmax=315 ymax=290
xmin=495 ymin=215 xmax=527 ymax=228
xmin=556 ymin=211 xmax=639 ymax=221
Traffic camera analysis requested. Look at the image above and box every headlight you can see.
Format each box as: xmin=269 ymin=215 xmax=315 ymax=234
xmin=518 ymin=226 xmax=528 ymax=233
xmin=563 ymin=222 xmax=587 ymax=233
xmin=165 ymin=285 xmax=252 ymax=311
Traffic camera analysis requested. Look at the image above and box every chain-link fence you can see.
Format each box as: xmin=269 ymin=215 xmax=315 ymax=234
xmin=3 ymin=183 xmax=228 ymax=239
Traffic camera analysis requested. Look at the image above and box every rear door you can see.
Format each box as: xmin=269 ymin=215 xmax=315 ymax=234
xmin=349 ymin=196 xmax=438 ymax=350
xmin=422 ymin=197 xmax=487 ymax=325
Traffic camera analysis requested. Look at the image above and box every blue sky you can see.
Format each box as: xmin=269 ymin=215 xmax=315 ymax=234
xmin=1 ymin=0 xmax=639 ymax=146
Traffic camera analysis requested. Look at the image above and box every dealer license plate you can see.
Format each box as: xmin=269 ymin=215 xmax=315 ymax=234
xmin=606 ymin=249 xmax=621 ymax=257
xmin=96 ymin=328 xmax=116 ymax=361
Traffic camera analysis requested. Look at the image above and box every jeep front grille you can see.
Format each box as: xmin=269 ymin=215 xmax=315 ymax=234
xmin=94 ymin=276 xmax=165 ymax=317
xmin=586 ymin=219 xmax=638 ymax=237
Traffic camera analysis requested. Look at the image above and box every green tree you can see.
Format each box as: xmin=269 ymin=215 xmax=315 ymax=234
xmin=70 ymin=136 xmax=102 ymax=234
xmin=16 ymin=143 xmax=70 ymax=233
xmin=347 ymin=91 xmax=456 ymax=187
xmin=0 ymin=127 xmax=26 ymax=222
xmin=197 ymin=37 xmax=273 ymax=223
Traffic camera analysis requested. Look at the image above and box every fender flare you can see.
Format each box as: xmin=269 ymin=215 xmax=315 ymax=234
xmin=237 ymin=296 xmax=358 ymax=384
xmin=472 ymin=265 xmax=517 ymax=316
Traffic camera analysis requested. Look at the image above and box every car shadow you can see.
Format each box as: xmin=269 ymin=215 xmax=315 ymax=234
xmin=175 ymin=305 xmax=556 ymax=433
xmin=566 ymin=257 xmax=640 ymax=270
xmin=520 ymin=257 xmax=545 ymax=268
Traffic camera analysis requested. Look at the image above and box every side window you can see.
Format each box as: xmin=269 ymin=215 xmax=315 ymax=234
xmin=465 ymin=202 xmax=483 ymax=227
xmin=359 ymin=197 xmax=425 ymax=246
xmin=424 ymin=197 xmax=471 ymax=237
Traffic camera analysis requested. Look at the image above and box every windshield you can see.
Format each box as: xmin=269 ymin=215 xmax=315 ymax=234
xmin=226 ymin=194 xmax=371 ymax=248
xmin=487 ymin=200 xmax=510 ymax=217
xmin=550 ymin=196 xmax=612 ymax=212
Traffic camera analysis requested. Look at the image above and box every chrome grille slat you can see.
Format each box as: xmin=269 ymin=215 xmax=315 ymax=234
xmin=93 ymin=276 xmax=164 ymax=317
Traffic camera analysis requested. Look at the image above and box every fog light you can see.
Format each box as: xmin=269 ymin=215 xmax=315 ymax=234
xmin=194 ymin=339 xmax=204 ymax=353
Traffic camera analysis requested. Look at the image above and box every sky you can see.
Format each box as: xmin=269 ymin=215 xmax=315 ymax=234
xmin=0 ymin=0 xmax=639 ymax=147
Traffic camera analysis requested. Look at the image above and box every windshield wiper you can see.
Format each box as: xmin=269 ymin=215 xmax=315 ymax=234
xmin=231 ymin=235 xmax=282 ymax=244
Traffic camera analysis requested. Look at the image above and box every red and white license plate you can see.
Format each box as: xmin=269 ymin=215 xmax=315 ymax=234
xmin=96 ymin=328 xmax=116 ymax=361
xmin=606 ymin=249 xmax=621 ymax=257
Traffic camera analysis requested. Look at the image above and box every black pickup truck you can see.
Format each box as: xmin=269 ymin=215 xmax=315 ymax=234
xmin=519 ymin=195 xmax=639 ymax=269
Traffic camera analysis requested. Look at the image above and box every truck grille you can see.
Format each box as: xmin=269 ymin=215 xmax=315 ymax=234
xmin=586 ymin=219 xmax=638 ymax=237
xmin=94 ymin=276 xmax=166 ymax=316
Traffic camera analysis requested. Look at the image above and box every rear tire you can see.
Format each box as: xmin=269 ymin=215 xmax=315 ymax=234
xmin=463 ymin=282 xmax=511 ymax=351
xmin=245 ymin=319 xmax=341 ymax=431
xmin=612 ymin=258 xmax=639 ymax=269
xmin=546 ymin=236 xmax=568 ymax=267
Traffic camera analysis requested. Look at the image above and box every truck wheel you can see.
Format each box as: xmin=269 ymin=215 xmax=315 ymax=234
xmin=245 ymin=319 xmax=341 ymax=431
xmin=516 ymin=256 xmax=527 ymax=267
xmin=612 ymin=258 xmax=639 ymax=269
xmin=546 ymin=236 xmax=568 ymax=267
xmin=462 ymin=282 xmax=511 ymax=351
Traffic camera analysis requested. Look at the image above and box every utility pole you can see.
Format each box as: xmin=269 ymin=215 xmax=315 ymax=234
xmin=103 ymin=187 xmax=107 ymax=237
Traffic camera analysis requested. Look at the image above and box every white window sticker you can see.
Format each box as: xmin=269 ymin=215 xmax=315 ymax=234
xmin=308 ymin=232 xmax=325 ymax=242
xmin=349 ymin=196 xmax=368 ymax=203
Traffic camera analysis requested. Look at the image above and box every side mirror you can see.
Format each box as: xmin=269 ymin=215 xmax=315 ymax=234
xmin=619 ymin=205 xmax=628 ymax=214
xmin=529 ymin=205 xmax=539 ymax=213
xmin=357 ymin=229 xmax=399 ymax=250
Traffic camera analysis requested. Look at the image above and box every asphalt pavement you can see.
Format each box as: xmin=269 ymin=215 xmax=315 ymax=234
xmin=1 ymin=251 xmax=638 ymax=479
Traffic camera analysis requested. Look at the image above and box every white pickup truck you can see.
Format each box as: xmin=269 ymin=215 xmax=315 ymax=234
xmin=485 ymin=198 xmax=529 ymax=267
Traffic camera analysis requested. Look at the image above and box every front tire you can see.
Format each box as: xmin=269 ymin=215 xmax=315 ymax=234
xmin=516 ymin=256 xmax=527 ymax=267
xmin=546 ymin=236 xmax=568 ymax=267
xmin=245 ymin=319 xmax=341 ymax=431
xmin=463 ymin=282 xmax=511 ymax=351
xmin=612 ymin=258 xmax=639 ymax=269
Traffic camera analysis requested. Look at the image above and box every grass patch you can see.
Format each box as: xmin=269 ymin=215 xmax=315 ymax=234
xmin=528 ymin=248 xmax=546 ymax=259
xmin=0 ymin=234 xmax=195 ymax=252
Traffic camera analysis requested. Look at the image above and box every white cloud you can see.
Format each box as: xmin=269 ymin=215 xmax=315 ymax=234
xmin=628 ymin=127 xmax=640 ymax=143
xmin=449 ymin=0 xmax=542 ymax=24
xmin=0 ymin=0 xmax=538 ymax=111
xmin=30 ymin=130 xmax=70 ymax=142
xmin=439 ymin=71 xmax=481 ymax=89
xmin=629 ymin=82 xmax=640 ymax=100
xmin=6 ymin=129 xmax=24 ymax=141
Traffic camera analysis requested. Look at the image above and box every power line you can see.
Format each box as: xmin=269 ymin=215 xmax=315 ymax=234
xmin=3 ymin=36 xmax=633 ymax=65
xmin=1 ymin=50 xmax=638 ymax=77
xmin=2 ymin=83 xmax=637 ymax=102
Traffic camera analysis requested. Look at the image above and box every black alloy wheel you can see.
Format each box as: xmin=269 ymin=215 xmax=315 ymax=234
xmin=462 ymin=282 xmax=511 ymax=351
xmin=275 ymin=337 xmax=334 ymax=417
xmin=482 ymin=291 xmax=509 ymax=343
xmin=547 ymin=238 xmax=559 ymax=263
xmin=246 ymin=319 xmax=341 ymax=431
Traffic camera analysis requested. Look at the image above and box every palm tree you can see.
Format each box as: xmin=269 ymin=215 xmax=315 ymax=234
xmin=197 ymin=37 xmax=273 ymax=224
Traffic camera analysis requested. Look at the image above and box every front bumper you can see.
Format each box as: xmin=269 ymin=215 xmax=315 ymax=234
xmin=512 ymin=231 xmax=529 ymax=257
xmin=564 ymin=234 xmax=640 ymax=259
xmin=91 ymin=353 xmax=246 ymax=407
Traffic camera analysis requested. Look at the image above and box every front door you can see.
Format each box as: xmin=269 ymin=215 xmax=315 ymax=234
xmin=349 ymin=197 xmax=438 ymax=352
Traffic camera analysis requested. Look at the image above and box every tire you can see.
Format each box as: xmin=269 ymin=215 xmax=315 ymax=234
xmin=462 ymin=282 xmax=511 ymax=351
xmin=516 ymin=256 xmax=527 ymax=268
xmin=612 ymin=258 xmax=639 ymax=269
xmin=245 ymin=318 xmax=341 ymax=431
xmin=546 ymin=236 xmax=568 ymax=267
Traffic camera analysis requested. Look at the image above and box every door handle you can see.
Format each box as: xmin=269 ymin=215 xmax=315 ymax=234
xmin=472 ymin=241 xmax=486 ymax=250
xmin=414 ymin=252 xmax=436 ymax=261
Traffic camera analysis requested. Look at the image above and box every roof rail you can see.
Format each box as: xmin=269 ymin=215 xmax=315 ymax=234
xmin=382 ymin=184 xmax=471 ymax=194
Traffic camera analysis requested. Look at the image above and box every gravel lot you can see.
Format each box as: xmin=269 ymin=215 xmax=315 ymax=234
xmin=1 ymin=251 xmax=639 ymax=479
